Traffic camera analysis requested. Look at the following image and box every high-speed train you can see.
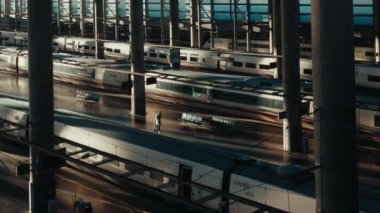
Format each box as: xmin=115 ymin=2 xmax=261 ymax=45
xmin=0 ymin=47 xmax=166 ymax=90
xmin=0 ymin=31 xmax=379 ymax=90
xmin=203 ymin=37 xmax=376 ymax=62
xmin=148 ymin=70 xmax=380 ymax=133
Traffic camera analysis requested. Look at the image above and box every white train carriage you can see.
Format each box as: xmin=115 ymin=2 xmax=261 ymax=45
xmin=355 ymin=63 xmax=380 ymax=89
xmin=219 ymin=52 xmax=277 ymax=77
xmin=53 ymin=37 xmax=96 ymax=55
xmin=179 ymin=48 xmax=219 ymax=70
xmin=144 ymin=44 xmax=181 ymax=66
xmin=0 ymin=31 xmax=28 ymax=47
xmin=300 ymin=58 xmax=313 ymax=80
xmin=103 ymin=42 xmax=131 ymax=59
xmin=203 ymin=38 xmax=271 ymax=54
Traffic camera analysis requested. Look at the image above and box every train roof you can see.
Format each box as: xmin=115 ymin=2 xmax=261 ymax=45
xmin=0 ymin=93 xmax=315 ymax=197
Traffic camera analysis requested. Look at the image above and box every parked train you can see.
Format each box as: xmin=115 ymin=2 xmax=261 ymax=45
xmin=203 ymin=37 xmax=376 ymax=62
xmin=0 ymin=31 xmax=379 ymax=90
xmin=52 ymin=37 xmax=380 ymax=90
xmin=0 ymin=47 xmax=165 ymax=90
xmin=0 ymin=95 xmax=316 ymax=213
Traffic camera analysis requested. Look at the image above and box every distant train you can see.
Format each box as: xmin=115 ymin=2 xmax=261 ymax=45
xmin=0 ymin=47 xmax=165 ymax=90
xmin=203 ymin=37 xmax=376 ymax=62
xmin=0 ymin=30 xmax=379 ymax=90
xmin=0 ymin=96 xmax=316 ymax=213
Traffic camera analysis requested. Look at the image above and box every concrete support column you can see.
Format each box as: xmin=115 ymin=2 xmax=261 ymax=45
xmin=272 ymin=0 xmax=282 ymax=79
xmin=68 ymin=0 xmax=72 ymax=36
xmin=80 ymin=0 xmax=85 ymax=37
xmin=209 ymin=0 xmax=215 ymax=49
xmin=14 ymin=0 xmax=19 ymax=31
xmin=190 ymin=0 xmax=198 ymax=48
xmin=232 ymin=0 xmax=238 ymax=50
xmin=114 ymin=0 xmax=119 ymax=40
xmin=281 ymin=0 xmax=302 ymax=152
xmin=312 ymin=0 xmax=358 ymax=212
xmin=94 ymin=0 xmax=104 ymax=58
xmin=246 ymin=0 xmax=251 ymax=52
xmin=268 ymin=0 xmax=273 ymax=53
xmin=169 ymin=0 xmax=180 ymax=46
xmin=4 ymin=0 xmax=11 ymax=30
xmin=143 ymin=0 xmax=148 ymax=42
xmin=197 ymin=0 xmax=202 ymax=49
xmin=374 ymin=0 xmax=380 ymax=62
xmin=27 ymin=0 xmax=54 ymax=212
xmin=130 ymin=0 xmax=146 ymax=116
xmin=57 ymin=0 xmax=61 ymax=35
xmin=160 ymin=0 xmax=165 ymax=44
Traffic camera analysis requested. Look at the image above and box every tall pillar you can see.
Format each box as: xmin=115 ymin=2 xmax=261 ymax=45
xmin=80 ymin=0 xmax=85 ymax=37
xmin=374 ymin=0 xmax=380 ymax=62
xmin=190 ymin=0 xmax=198 ymax=48
xmin=232 ymin=0 xmax=238 ymax=50
xmin=169 ymin=0 xmax=180 ymax=46
xmin=14 ymin=0 xmax=19 ymax=31
xmin=281 ymin=0 xmax=302 ymax=152
xmin=57 ymin=0 xmax=61 ymax=35
xmin=143 ymin=0 xmax=148 ymax=42
xmin=312 ymin=0 xmax=358 ymax=212
xmin=27 ymin=0 xmax=54 ymax=212
xmin=160 ymin=0 xmax=165 ymax=44
xmin=209 ymin=0 xmax=215 ymax=49
xmin=130 ymin=0 xmax=146 ymax=116
xmin=246 ymin=0 xmax=251 ymax=52
xmin=272 ymin=0 xmax=282 ymax=79
xmin=94 ymin=0 xmax=104 ymax=58
xmin=4 ymin=0 xmax=11 ymax=30
xmin=114 ymin=0 xmax=119 ymax=40
xmin=268 ymin=0 xmax=273 ymax=54
xmin=68 ymin=0 xmax=72 ymax=36
xmin=197 ymin=0 xmax=202 ymax=49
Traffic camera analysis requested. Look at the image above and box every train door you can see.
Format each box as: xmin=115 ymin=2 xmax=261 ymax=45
xmin=178 ymin=164 xmax=192 ymax=200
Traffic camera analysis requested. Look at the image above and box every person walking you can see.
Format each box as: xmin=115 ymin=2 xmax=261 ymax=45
xmin=154 ymin=111 xmax=162 ymax=133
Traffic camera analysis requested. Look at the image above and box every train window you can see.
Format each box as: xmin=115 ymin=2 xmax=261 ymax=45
xmin=83 ymin=45 xmax=89 ymax=50
xmin=114 ymin=49 xmax=121 ymax=53
xmin=300 ymin=47 xmax=312 ymax=52
xmin=260 ymin=81 xmax=272 ymax=87
xmin=368 ymin=75 xmax=380 ymax=82
xmin=2 ymin=37 xmax=9 ymax=41
xmin=157 ymin=82 xmax=192 ymax=95
xmin=233 ymin=61 xmax=243 ymax=67
xmin=246 ymin=63 xmax=256 ymax=68
xmin=190 ymin=57 xmax=198 ymax=62
xmin=259 ymin=64 xmax=271 ymax=70
xmin=144 ymin=52 xmax=148 ymax=56
xmin=375 ymin=115 xmax=380 ymax=127
xmin=252 ymin=43 xmax=269 ymax=48
xmin=150 ymin=53 xmax=157 ymax=57
xmin=365 ymin=52 xmax=375 ymax=57
xmin=106 ymin=48 xmax=112 ymax=52
xmin=159 ymin=53 xmax=167 ymax=58
xmin=91 ymin=46 xmax=96 ymax=50
xmin=180 ymin=56 xmax=187 ymax=61
xmin=304 ymin=69 xmax=312 ymax=75
xmin=53 ymin=42 xmax=58 ymax=46
xmin=150 ymin=49 xmax=156 ymax=52
xmin=202 ymin=58 xmax=205 ymax=63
